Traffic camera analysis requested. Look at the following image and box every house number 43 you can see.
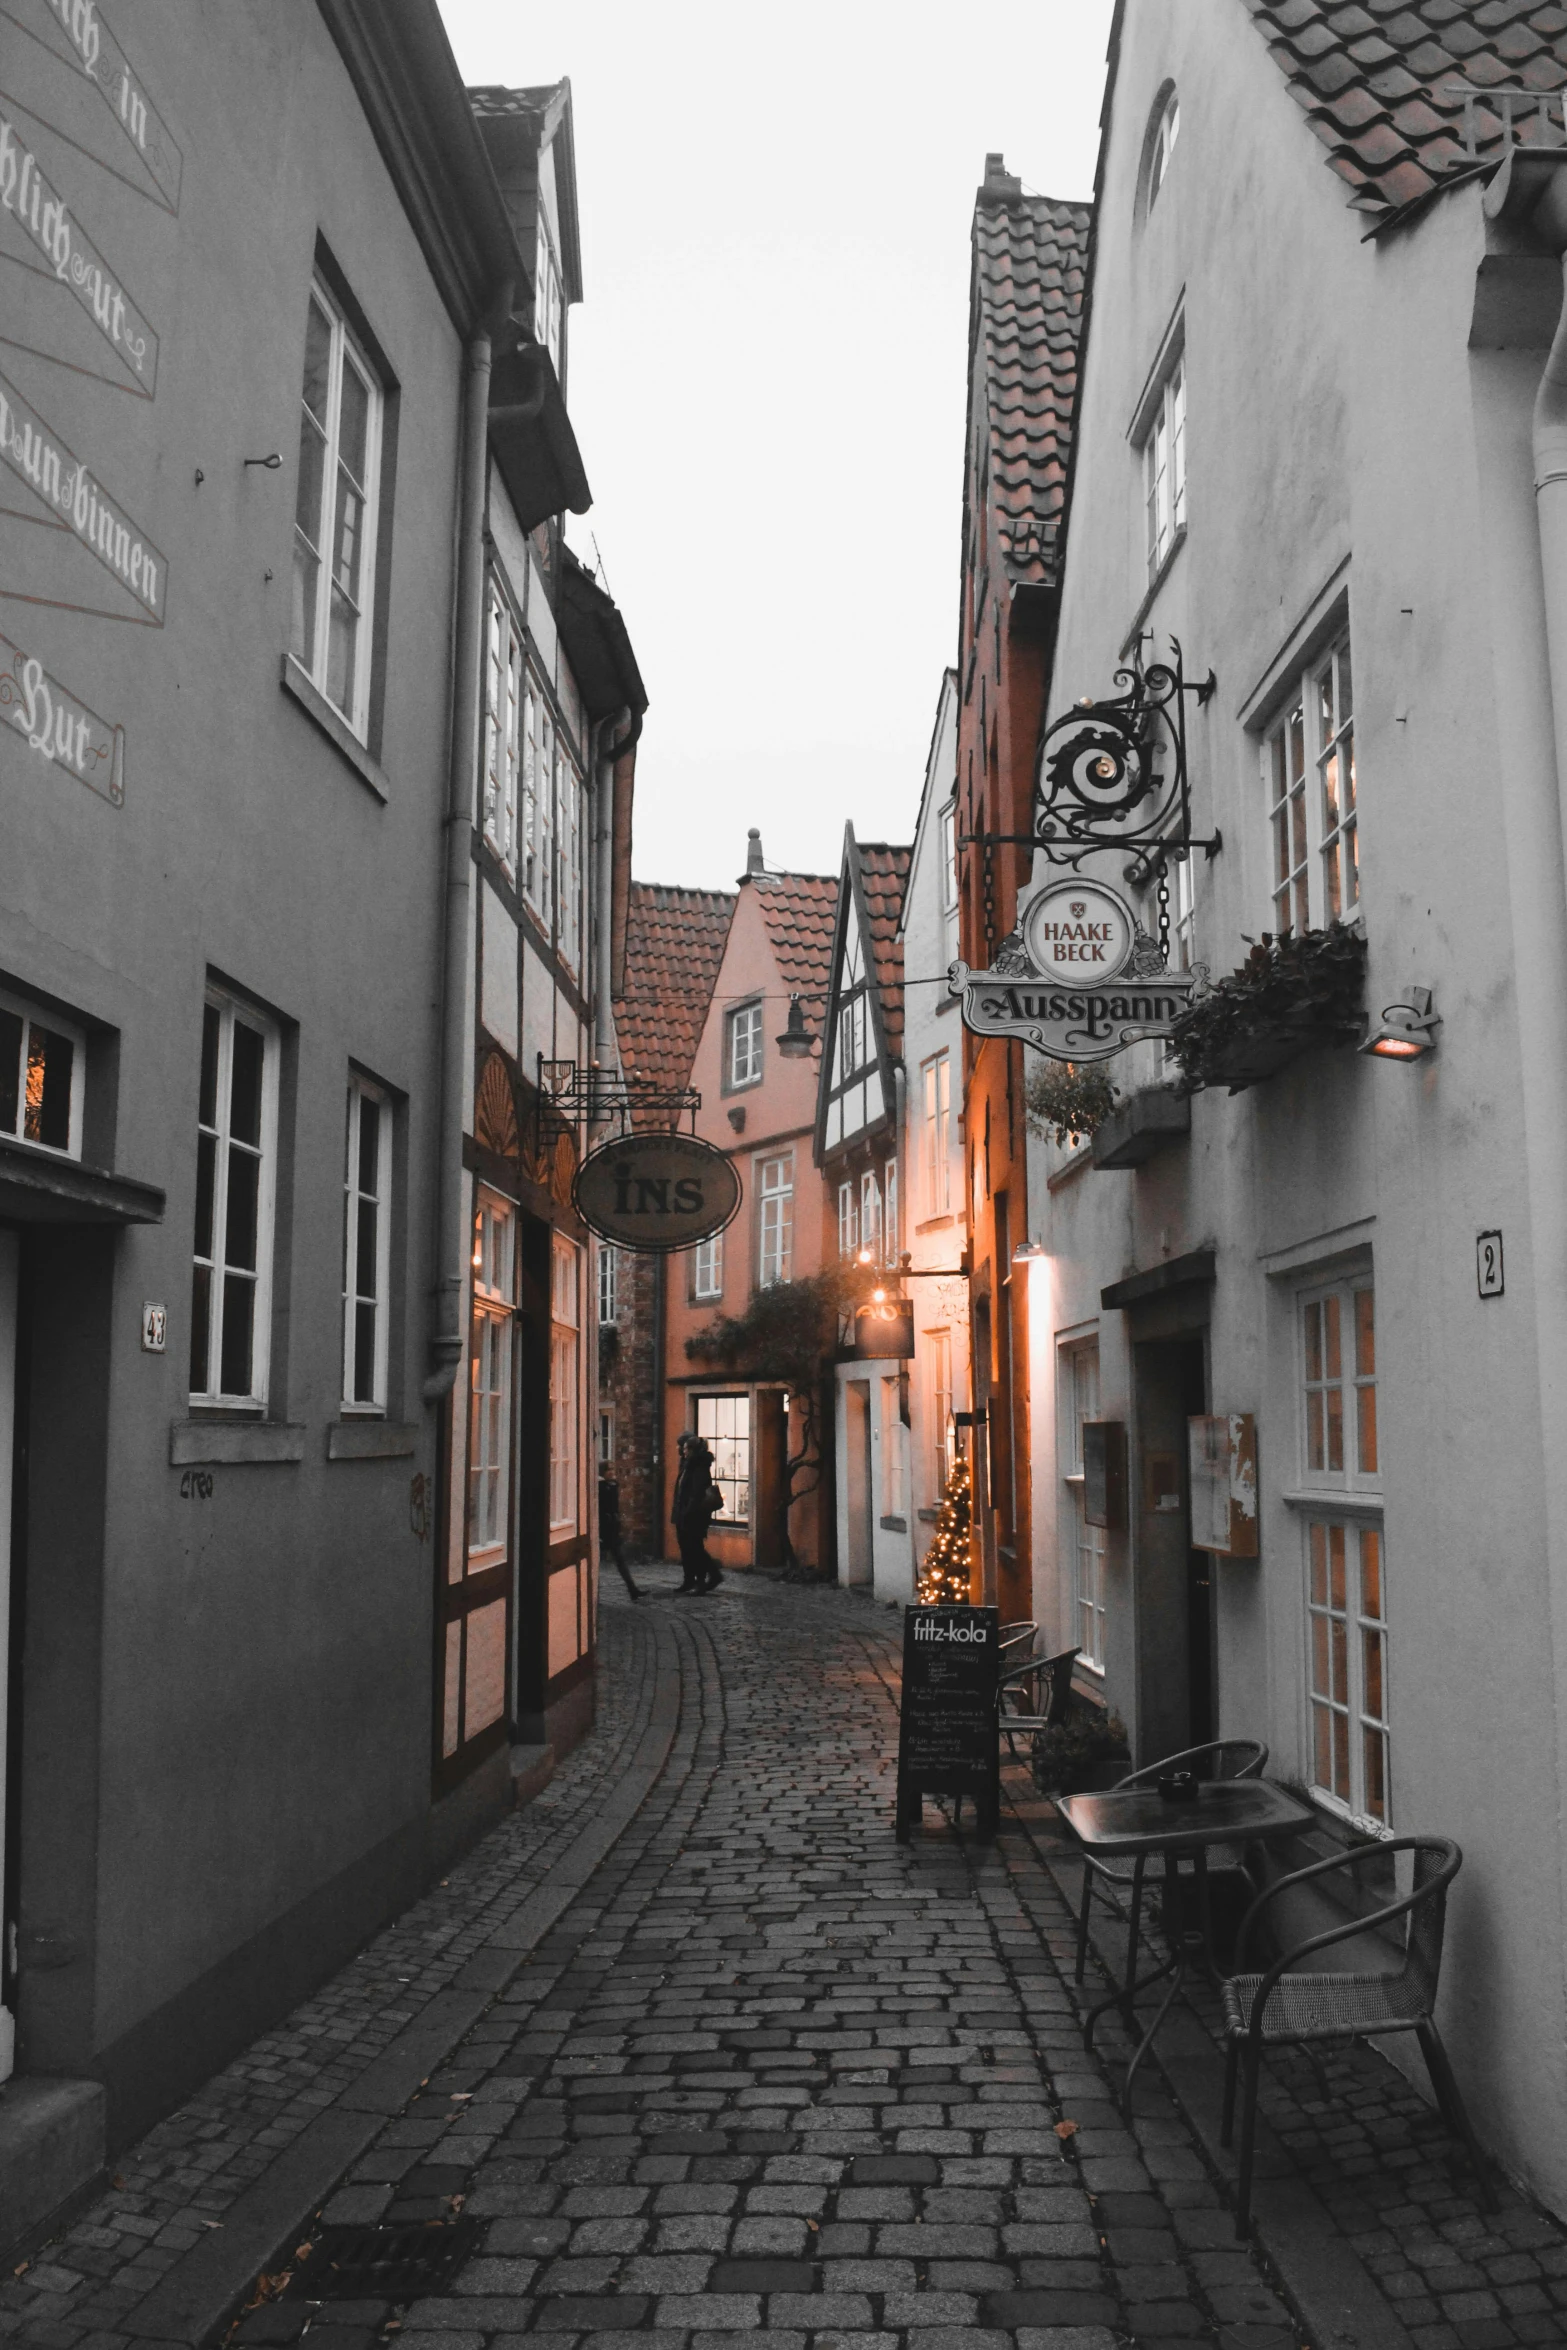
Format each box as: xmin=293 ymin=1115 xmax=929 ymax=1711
xmin=1477 ymin=1231 xmax=1504 ymax=1299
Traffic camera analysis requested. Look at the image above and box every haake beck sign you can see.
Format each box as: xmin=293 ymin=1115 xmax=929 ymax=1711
xmin=573 ymin=1131 xmax=741 ymax=1254
xmin=947 ymin=874 xmax=1196 ymax=1065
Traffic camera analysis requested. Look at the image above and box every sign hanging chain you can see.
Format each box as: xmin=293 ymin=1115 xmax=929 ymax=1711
xmin=1154 ymin=849 xmax=1171 ymax=962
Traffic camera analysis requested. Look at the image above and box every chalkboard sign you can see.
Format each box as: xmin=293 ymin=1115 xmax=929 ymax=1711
xmin=895 ymin=1604 xmax=1000 ymax=1842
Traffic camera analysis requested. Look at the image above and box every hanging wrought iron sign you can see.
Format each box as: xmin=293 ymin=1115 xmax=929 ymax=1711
xmin=574 ymin=1132 xmax=741 ymax=1253
xmin=1036 ymin=638 xmax=1217 ymax=867
xmin=948 ymin=877 xmax=1197 ymax=1063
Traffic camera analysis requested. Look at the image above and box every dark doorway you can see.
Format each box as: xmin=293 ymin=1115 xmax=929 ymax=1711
xmin=1131 ymin=1335 xmax=1213 ymax=1764
xmin=755 ymin=1389 xmax=787 ymax=1570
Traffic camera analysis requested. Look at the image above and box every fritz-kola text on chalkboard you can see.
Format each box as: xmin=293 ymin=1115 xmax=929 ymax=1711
xmin=895 ymin=1604 xmax=1000 ymax=1841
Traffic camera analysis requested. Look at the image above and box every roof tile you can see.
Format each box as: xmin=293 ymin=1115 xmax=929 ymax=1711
xmin=753 ymin=872 xmax=840 ymax=998
xmin=1244 ymin=0 xmax=1567 ymax=213
xmin=972 ymin=191 xmax=1092 ymax=589
xmin=616 ymin=883 xmax=735 ymax=1117
xmin=855 ymin=844 xmax=914 ymax=1059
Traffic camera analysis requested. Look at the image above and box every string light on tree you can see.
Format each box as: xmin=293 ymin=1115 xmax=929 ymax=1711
xmin=918 ymin=1448 xmax=972 ymax=1605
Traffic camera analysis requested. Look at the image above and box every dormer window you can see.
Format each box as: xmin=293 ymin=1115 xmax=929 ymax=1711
xmin=535 ymin=214 xmax=563 ymax=374
xmin=1145 ymin=85 xmax=1180 ymax=215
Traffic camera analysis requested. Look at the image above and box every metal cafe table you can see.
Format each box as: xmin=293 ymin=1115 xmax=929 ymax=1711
xmin=1057 ymin=1777 xmax=1314 ymax=2107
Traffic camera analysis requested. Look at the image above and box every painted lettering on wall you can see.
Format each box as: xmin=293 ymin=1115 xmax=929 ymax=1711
xmin=0 ymin=108 xmax=158 ymax=390
xmin=28 ymin=0 xmax=182 ymax=213
xmin=0 ymin=625 xmax=124 ymax=800
xmin=0 ymin=367 xmax=165 ymax=620
xmin=178 ymin=1469 xmax=213 ymax=1500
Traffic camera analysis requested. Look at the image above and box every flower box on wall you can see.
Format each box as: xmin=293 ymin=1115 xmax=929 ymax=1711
xmin=1091 ymin=1084 xmax=1191 ymax=1168
xmin=1167 ymin=924 xmax=1367 ymax=1096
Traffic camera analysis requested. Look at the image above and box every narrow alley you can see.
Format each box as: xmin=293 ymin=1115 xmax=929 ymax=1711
xmin=5 ymin=1582 xmax=1560 ymax=2350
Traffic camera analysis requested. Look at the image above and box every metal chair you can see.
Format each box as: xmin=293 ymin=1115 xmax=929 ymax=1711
xmin=1219 ymin=1836 xmax=1495 ymax=2237
xmin=999 ymin=1643 xmax=1079 ymax=1759
xmin=1072 ymin=1739 xmax=1269 ymax=1994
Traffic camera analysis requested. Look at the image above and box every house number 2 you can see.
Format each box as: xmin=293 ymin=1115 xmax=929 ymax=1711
xmin=1477 ymin=1230 xmax=1504 ymax=1299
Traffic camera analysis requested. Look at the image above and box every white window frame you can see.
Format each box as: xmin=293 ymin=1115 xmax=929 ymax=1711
xmin=939 ymin=801 xmax=960 ymax=966
xmin=342 ymin=1075 xmax=391 ymax=1413
xmin=927 ymin=1325 xmax=953 ymax=1501
xmin=692 ymin=1230 xmax=724 ymax=1301
xmin=838 ymin=1180 xmax=859 ymax=1260
xmin=729 ymin=1000 xmax=763 ymax=1089
xmin=1295 ymin=1272 xmax=1388 ymax=1829
xmin=839 ymin=991 xmax=868 ymax=1079
xmin=881 ymin=1373 xmax=905 ymax=1521
xmin=550 ymin=1233 xmax=580 ymax=1534
xmin=555 ymin=731 xmax=585 ymax=976
xmin=468 ymin=1191 xmax=515 ymax=1565
xmin=1264 ymin=627 xmax=1358 ymax=934
xmin=0 ymin=986 xmax=85 ymax=1160
xmin=1059 ymin=1338 xmax=1105 ymax=1673
xmin=860 ymin=1168 xmax=882 ymax=1263
xmin=1142 ymin=355 xmax=1186 ymax=581
xmin=536 ymin=212 xmax=564 ymax=375
xmin=483 ymin=580 xmax=524 ymax=877
xmin=1305 ymin=1517 xmax=1389 ymax=1831
xmin=597 ymin=1240 xmax=619 ymax=1327
xmin=884 ymin=1160 xmax=898 ymax=1264
xmin=598 ymin=1404 xmax=616 ymax=1467
xmin=522 ymin=674 xmax=554 ymax=928
xmin=757 ymin=1152 xmax=793 ymax=1286
xmin=695 ymin=1391 xmax=750 ymax=1524
xmin=191 ymin=993 xmax=279 ymax=1410
xmin=922 ymin=1051 xmax=950 ymax=1215
xmin=291 ymin=275 xmax=383 ymax=741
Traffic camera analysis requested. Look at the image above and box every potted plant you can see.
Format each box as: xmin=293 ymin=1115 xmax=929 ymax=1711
xmin=1030 ymin=1708 xmax=1131 ymax=1795
xmin=1025 ymin=1060 xmax=1120 ymax=1145
xmin=1167 ymin=923 xmax=1367 ymax=1095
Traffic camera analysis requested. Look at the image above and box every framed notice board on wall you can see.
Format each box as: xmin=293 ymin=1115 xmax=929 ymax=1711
xmin=895 ymin=1605 xmax=1000 ymax=1842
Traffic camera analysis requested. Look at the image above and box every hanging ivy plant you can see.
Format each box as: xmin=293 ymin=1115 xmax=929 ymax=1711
xmin=1167 ymin=923 xmax=1367 ymax=1096
xmin=1024 ymin=1060 xmax=1120 ymax=1145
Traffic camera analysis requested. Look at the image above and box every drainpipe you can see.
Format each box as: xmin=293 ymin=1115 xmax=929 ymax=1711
xmin=424 ymin=284 xmax=512 ymax=1404
xmin=592 ymin=707 xmax=640 ymax=1076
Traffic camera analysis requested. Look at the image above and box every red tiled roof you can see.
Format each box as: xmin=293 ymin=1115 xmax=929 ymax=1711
xmin=1241 ymin=0 xmax=1567 ymax=219
xmin=857 ymin=843 xmax=913 ymax=1061
xmin=753 ymin=872 xmax=840 ymax=998
xmin=973 ymin=172 xmax=1093 ymax=588
xmin=617 ymin=883 xmax=735 ymax=1118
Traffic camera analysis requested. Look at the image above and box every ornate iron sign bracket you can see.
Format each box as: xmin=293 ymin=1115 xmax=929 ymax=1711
xmin=537 ymin=1057 xmax=701 ymax=1136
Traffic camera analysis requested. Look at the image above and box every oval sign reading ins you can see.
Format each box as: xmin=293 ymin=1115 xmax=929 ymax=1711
xmin=573 ymin=1131 xmax=741 ymax=1254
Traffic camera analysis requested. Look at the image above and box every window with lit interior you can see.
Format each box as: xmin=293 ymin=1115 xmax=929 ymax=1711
xmin=1265 ymin=628 xmax=1357 ymax=933
xmin=1297 ymin=1275 xmax=1387 ymax=1828
xmin=0 ymin=989 xmax=83 ymax=1159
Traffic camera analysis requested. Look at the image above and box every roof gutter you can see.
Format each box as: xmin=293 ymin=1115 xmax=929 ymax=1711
xmin=424 ymin=277 xmax=513 ymax=1402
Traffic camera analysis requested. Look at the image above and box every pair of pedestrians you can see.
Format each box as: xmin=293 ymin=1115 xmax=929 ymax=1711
xmin=671 ymin=1428 xmax=725 ymax=1593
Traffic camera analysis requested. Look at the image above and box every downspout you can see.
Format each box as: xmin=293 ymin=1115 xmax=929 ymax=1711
xmin=425 ymin=284 xmax=512 ymax=1403
xmin=592 ymin=706 xmax=639 ymax=1074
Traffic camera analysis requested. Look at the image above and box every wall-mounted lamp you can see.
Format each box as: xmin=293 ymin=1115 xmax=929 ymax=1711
xmin=1359 ymin=986 xmax=1440 ymax=1063
xmin=856 ymin=1245 xmax=875 ymax=1267
xmin=775 ymin=994 xmax=815 ymax=1058
xmin=1013 ymin=1238 xmax=1049 ymax=1263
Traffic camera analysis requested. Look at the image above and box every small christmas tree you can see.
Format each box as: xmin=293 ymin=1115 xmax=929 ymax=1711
xmin=918 ymin=1448 xmax=973 ymax=1605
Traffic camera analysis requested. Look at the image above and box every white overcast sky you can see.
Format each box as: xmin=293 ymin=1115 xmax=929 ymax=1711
xmin=438 ymin=1 xmax=1114 ymax=893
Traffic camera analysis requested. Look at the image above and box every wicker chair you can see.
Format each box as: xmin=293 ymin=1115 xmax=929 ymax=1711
xmin=1219 ymin=1836 xmax=1494 ymax=2237
xmin=1072 ymin=1738 xmax=1269 ymax=1994
xmin=998 ymin=1643 xmax=1079 ymax=1760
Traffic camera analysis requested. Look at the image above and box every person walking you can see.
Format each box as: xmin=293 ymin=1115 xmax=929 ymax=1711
xmin=597 ymin=1465 xmax=640 ymax=1602
xmin=671 ymin=1429 xmax=725 ymax=1594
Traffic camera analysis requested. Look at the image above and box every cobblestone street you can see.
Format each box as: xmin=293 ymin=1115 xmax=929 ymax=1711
xmin=7 ymin=1578 xmax=1567 ymax=2350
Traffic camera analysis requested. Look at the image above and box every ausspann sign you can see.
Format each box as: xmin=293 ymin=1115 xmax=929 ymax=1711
xmin=573 ymin=1131 xmax=741 ymax=1253
xmin=949 ymin=876 xmax=1196 ymax=1063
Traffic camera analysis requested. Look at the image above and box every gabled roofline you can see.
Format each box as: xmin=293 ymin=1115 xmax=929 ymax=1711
xmin=317 ymin=0 xmax=521 ymax=331
xmin=812 ymin=826 xmax=901 ymax=1170
xmin=899 ymin=668 xmax=960 ymax=946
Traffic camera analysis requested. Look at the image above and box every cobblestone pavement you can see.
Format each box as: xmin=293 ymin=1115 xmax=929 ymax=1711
xmin=7 ymin=1575 xmax=1567 ymax=2350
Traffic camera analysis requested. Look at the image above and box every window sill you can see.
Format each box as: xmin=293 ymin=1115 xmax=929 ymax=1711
xmin=170 ymin=1420 xmax=306 ymax=1465
xmin=1119 ymin=523 xmax=1187 ymax=660
xmin=1280 ymin=1485 xmax=1384 ymax=1521
xmin=880 ymin=1514 xmax=908 ymax=1533
xmin=327 ymin=1420 xmax=419 ymax=1461
xmin=916 ymin=1213 xmax=954 ymax=1234
xmin=1047 ymin=1145 xmax=1094 ymax=1194
xmin=280 ymin=655 xmax=389 ymax=803
xmin=917 ymin=1505 xmax=941 ymax=1524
